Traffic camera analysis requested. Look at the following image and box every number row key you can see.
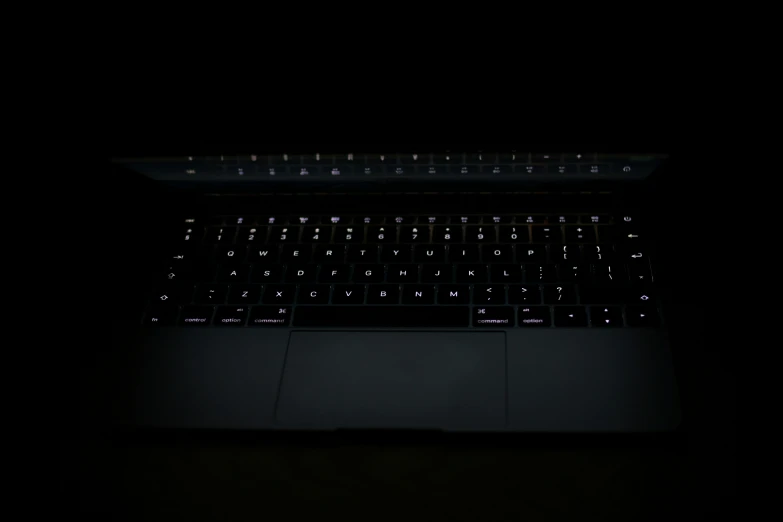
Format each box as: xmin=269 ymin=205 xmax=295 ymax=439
xmin=190 ymin=225 xmax=612 ymax=244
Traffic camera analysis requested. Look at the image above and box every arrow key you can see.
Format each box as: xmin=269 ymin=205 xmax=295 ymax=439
xmin=554 ymin=306 xmax=588 ymax=326
xmin=590 ymin=306 xmax=623 ymax=327
xmin=626 ymin=305 xmax=660 ymax=327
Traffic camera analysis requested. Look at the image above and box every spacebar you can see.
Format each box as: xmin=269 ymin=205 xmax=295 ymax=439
xmin=293 ymin=307 xmax=469 ymax=327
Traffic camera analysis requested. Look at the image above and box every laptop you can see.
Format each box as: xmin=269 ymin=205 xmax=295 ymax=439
xmin=108 ymin=148 xmax=681 ymax=432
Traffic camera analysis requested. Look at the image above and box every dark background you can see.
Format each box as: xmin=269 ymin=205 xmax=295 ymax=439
xmin=77 ymin=141 xmax=734 ymax=520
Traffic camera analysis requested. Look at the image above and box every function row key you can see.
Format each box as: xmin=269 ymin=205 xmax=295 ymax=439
xmin=202 ymin=215 xmax=611 ymax=226
xmin=238 ymin=164 xmax=612 ymax=175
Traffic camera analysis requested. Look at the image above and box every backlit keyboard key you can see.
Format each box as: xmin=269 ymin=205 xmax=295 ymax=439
xmin=465 ymin=226 xmax=496 ymax=242
xmin=334 ymin=226 xmax=362 ymax=243
xmin=531 ymin=226 xmax=562 ymax=243
xmin=144 ymin=305 xmax=179 ymax=326
xmin=518 ymin=245 xmax=547 ymax=263
xmin=386 ymin=216 xmax=415 ymax=224
xmin=421 ymin=264 xmax=452 ymax=282
xmin=314 ymin=245 xmax=345 ymax=263
xmin=301 ymin=226 xmax=331 ymax=243
xmin=544 ymin=285 xmax=576 ymax=304
xmin=626 ymin=305 xmax=660 ymax=326
xmin=248 ymin=306 xmax=291 ymax=326
xmin=205 ymin=227 xmax=236 ymax=243
xmin=347 ymin=245 xmax=378 ymax=262
xmin=367 ymin=284 xmax=400 ymax=304
xmin=565 ymin=226 xmax=596 ymax=242
xmin=482 ymin=244 xmax=513 ymax=262
xmin=499 ymin=226 xmax=529 ymax=242
xmin=414 ymin=245 xmax=446 ymax=263
xmin=281 ymin=245 xmax=312 ymax=263
xmin=554 ymin=307 xmax=587 ymax=326
xmin=551 ymin=244 xmax=581 ymax=262
xmin=353 ymin=264 xmax=385 ymax=283
xmin=438 ymin=285 xmax=470 ymax=304
xmin=381 ymin=246 xmax=413 ymax=262
xmin=293 ymin=306 xmax=469 ymax=327
xmin=450 ymin=216 xmax=480 ymax=224
xmin=268 ymin=226 xmax=298 ymax=243
xmin=490 ymin=264 xmax=522 ymax=283
xmin=508 ymin=285 xmax=541 ymax=304
xmin=180 ymin=305 xmax=213 ymax=326
xmin=590 ymin=306 xmax=622 ymax=327
xmin=473 ymin=306 xmax=514 ymax=326
xmin=433 ymin=226 xmax=463 ymax=243
xmin=319 ymin=265 xmax=350 ymax=283
xmin=421 ymin=216 xmax=448 ymax=224
xmin=216 ymin=264 xmax=250 ymax=282
xmin=195 ymin=284 xmax=228 ymax=304
xmin=236 ymin=226 xmax=266 ymax=243
xmin=524 ymin=264 xmax=556 ymax=283
xmin=151 ymin=283 xmax=193 ymax=304
xmin=247 ymin=247 xmax=279 ymax=263
xmin=449 ymin=246 xmax=479 ymax=263
xmin=297 ymin=284 xmax=331 ymax=304
xmin=213 ymin=306 xmax=249 ymax=326
xmin=215 ymin=245 xmax=243 ymax=261
xmin=402 ymin=284 xmax=436 ymax=304
xmin=473 ymin=285 xmax=505 ymax=304
xmin=456 ymin=264 xmax=487 ymax=283
xmin=332 ymin=284 xmax=365 ymax=304
xmin=367 ymin=226 xmax=396 ymax=243
xmin=387 ymin=264 xmax=418 ymax=283
xmin=227 ymin=284 xmax=261 ymax=304
xmin=400 ymin=226 xmax=429 ymax=243
xmin=262 ymin=284 xmax=295 ymax=304
xmin=518 ymin=306 xmax=551 ymax=326
xmin=285 ymin=265 xmax=318 ymax=283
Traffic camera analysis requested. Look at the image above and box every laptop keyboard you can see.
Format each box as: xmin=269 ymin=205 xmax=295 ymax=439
xmin=145 ymin=214 xmax=659 ymax=328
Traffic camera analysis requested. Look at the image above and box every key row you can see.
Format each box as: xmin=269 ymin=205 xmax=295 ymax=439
xmin=197 ymin=163 xmax=613 ymax=176
xmin=201 ymin=214 xmax=615 ymax=226
xmin=198 ymin=153 xmax=611 ymax=165
xmin=144 ymin=304 xmax=659 ymax=328
xmin=152 ymin=283 xmax=656 ymax=306
xmin=169 ymin=243 xmax=652 ymax=265
xmin=160 ymin=262 xmax=653 ymax=285
xmin=181 ymin=224 xmax=628 ymax=244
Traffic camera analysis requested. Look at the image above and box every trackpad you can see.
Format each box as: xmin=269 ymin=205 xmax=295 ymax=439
xmin=275 ymin=332 xmax=506 ymax=430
